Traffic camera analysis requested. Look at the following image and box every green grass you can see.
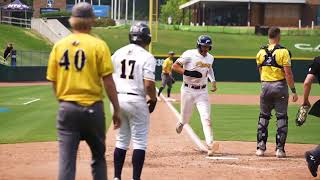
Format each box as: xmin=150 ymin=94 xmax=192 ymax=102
xmin=0 ymin=24 xmax=52 ymax=53
xmin=156 ymin=81 xmax=320 ymax=96
xmin=174 ymin=104 xmax=320 ymax=144
xmin=93 ymin=28 xmax=320 ymax=58
xmin=0 ymin=85 xmax=112 ymax=144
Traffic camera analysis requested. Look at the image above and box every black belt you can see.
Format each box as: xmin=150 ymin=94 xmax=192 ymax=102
xmin=117 ymin=92 xmax=139 ymax=96
xmin=184 ymin=83 xmax=206 ymax=89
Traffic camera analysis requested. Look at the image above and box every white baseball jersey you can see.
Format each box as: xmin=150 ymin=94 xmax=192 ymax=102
xmin=176 ymin=49 xmax=215 ymax=86
xmin=112 ymin=44 xmax=156 ymax=102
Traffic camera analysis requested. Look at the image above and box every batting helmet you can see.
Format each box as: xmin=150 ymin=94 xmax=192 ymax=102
xmin=197 ymin=35 xmax=212 ymax=50
xmin=129 ymin=23 xmax=151 ymax=45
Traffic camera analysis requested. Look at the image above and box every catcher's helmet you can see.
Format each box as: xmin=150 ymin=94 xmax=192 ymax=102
xmin=129 ymin=23 xmax=151 ymax=45
xmin=197 ymin=35 xmax=212 ymax=50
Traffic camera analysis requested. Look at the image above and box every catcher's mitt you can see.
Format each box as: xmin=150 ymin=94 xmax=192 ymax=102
xmin=295 ymin=105 xmax=311 ymax=126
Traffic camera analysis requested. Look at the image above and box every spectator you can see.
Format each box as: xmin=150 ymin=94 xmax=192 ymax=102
xmin=4 ymin=43 xmax=13 ymax=60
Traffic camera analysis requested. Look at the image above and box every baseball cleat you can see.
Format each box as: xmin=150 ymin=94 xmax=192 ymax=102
xmin=176 ymin=122 xmax=184 ymax=134
xmin=256 ymin=149 xmax=265 ymax=157
xmin=275 ymin=149 xmax=286 ymax=158
xmin=305 ymin=151 xmax=319 ymax=177
xmin=114 ymin=178 xmax=120 ymax=180
xmin=207 ymin=142 xmax=219 ymax=156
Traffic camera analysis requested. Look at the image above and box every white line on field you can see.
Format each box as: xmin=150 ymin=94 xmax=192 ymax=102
xmin=206 ymin=156 xmax=239 ymax=160
xmin=23 ymin=98 xmax=40 ymax=105
xmin=157 ymin=88 xmax=208 ymax=152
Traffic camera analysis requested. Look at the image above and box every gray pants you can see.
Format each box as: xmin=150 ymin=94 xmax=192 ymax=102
xmin=257 ymin=80 xmax=289 ymax=151
xmin=161 ymin=73 xmax=173 ymax=88
xmin=57 ymin=101 xmax=107 ymax=180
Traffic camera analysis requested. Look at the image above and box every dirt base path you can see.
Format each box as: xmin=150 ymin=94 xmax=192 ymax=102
xmin=0 ymin=100 xmax=318 ymax=179
xmin=169 ymin=94 xmax=320 ymax=105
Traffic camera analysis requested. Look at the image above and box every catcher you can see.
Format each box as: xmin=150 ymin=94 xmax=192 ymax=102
xmin=157 ymin=51 xmax=176 ymax=101
xmin=296 ymin=56 xmax=320 ymax=177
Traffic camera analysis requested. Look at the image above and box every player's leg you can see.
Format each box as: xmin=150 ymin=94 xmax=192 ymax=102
xmin=274 ymin=82 xmax=289 ymax=158
xmin=167 ymin=78 xmax=173 ymax=98
xmin=82 ymin=102 xmax=107 ymax=180
xmin=57 ymin=102 xmax=81 ymax=180
xmin=114 ymin=102 xmax=131 ymax=179
xmin=158 ymin=74 xmax=166 ymax=97
xmin=195 ymin=92 xmax=213 ymax=145
xmin=306 ymin=145 xmax=320 ymax=177
xmin=195 ymin=91 xmax=218 ymax=156
xmin=130 ymin=101 xmax=150 ymax=180
xmin=257 ymin=82 xmax=273 ymax=155
xmin=177 ymin=88 xmax=194 ymax=133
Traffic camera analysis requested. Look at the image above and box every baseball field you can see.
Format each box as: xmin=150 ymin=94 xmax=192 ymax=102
xmin=0 ymin=81 xmax=319 ymax=179
xmin=1 ymin=22 xmax=320 ymax=179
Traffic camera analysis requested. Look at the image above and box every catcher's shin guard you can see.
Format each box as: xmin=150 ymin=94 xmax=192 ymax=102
xmin=257 ymin=113 xmax=270 ymax=150
xmin=276 ymin=114 xmax=288 ymax=150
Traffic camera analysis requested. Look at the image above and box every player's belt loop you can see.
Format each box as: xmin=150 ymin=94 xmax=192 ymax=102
xmin=184 ymin=83 xmax=206 ymax=89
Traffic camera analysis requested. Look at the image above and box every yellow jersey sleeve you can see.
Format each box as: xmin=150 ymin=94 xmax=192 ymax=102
xmin=281 ymin=49 xmax=291 ymax=67
xmin=47 ymin=45 xmax=58 ymax=81
xmin=97 ymin=41 xmax=113 ymax=77
xmin=256 ymin=50 xmax=263 ymax=66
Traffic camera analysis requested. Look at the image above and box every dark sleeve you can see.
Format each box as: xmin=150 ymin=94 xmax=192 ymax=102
xmin=308 ymin=56 xmax=320 ymax=75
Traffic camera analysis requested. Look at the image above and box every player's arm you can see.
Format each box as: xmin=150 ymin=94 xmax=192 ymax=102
xmin=103 ymin=74 xmax=121 ymax=129
xmin=303 ymin=74 xmax=315 ymax=107
xmin=172 ymin=54 xmax=202 ymax=78
xmin=144 ymin=56 xmax=157 ymax=113
xmin=99 ymin=42 xmax=121 ymax=129
xmin=283 ymin=50 xmax=298 ymax=102
xmin=208 ymin=65 xmax=217 ymax=92
xmin=256 ymin=51 xmax=262 ymax=75
xmin=303 ymin=58 xmax=320 ymax=106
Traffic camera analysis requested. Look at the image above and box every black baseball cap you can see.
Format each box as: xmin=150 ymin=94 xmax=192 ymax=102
xmin=72 ymin=2 xmax=95 ymax=18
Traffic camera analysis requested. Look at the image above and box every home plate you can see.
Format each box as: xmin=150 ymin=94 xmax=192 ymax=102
xmin=206 ymin=156 xmax=239 ymax=160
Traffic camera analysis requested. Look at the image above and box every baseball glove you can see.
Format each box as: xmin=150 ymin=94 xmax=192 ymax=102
xmin=295 ymin=105 xmax=311 ymax=126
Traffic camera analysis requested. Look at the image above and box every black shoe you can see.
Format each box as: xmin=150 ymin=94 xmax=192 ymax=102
xmin=305 ymin=151 xmax=319 ymax=177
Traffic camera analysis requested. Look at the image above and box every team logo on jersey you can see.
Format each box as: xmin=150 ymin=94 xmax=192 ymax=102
xmin=196 ymin=61 xmax=211 ymax=68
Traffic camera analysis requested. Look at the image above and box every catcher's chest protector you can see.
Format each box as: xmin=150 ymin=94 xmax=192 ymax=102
xmin=261 ymin=47 xmax=283 ymax=69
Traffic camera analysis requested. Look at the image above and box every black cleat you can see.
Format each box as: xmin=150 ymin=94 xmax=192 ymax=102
xmin=305 ymin=151 xmax=319 ymax=177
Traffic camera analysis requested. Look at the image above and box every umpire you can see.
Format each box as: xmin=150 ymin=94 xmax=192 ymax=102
xmin=158 ymin=51 xmax=175 ymax=100
xmin=255 ymin=27 xmax=298 ymax=158
xmin=46 ymin=3 xmax=121 ymax=180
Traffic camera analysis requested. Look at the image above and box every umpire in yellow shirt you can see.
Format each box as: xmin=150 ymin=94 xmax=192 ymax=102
xmin=255 ymin=27 xmax=298 ymax=158
xmin=46 ymin=3 xmax=121 ymax=180
xmin=158 ymin=51 xmax=175 ymax=100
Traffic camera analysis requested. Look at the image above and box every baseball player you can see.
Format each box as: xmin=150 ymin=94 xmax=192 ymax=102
xmin=158 ymin=51 xmax=175 ymax=101
xmin=172 ymin=35 xmax=218 ymax=156
xmin=255 ymin=27 xmax=298 ymax=158
xmin=46 ymin=3 xmax=121 ymax=180
xmin=111 ymin=23 xmax=157 ymax=180
xmin=303 ymin=56 xmax=320 ymax=177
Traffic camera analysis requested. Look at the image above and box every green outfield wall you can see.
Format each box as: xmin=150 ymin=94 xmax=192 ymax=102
xmin=0 ymin=57 xmax=314 ymax=82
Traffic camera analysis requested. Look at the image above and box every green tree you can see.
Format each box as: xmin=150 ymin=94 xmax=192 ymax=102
xmin=160 ymin=0 xmax=189 ymax=25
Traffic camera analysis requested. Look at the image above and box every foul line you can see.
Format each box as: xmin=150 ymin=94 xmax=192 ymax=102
xmin=206 ymin=156 xmax=239 ymax=160
xmin=157 ymin=89 xmax=207 ymax=152
xmin=23 ymin=98 xmax=40 ymax=105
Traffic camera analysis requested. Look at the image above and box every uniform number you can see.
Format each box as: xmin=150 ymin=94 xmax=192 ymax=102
xmin=120 ymin=59 xmax=136 ymax=79
xmin=59 ymin=50 xmax=86 ymax=71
